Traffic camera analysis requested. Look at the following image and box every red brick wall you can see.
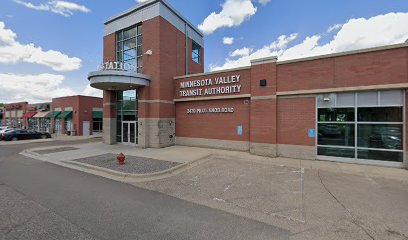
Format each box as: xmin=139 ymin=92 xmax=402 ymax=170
xmin=3 ymin=102 xmax=28 ymax=128
xmin=277 ymin=97 xmax=315 ymax=146
xmin=277 ymin=47 xmax=408 ymax=92
xmin=176 ymin=98 xmax=250 ymax=141
xmin=103 ymin=33 xmax=116 ymax=62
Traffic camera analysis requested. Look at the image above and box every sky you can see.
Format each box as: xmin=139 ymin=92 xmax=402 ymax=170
xmin=0 ymin=0 xmax=408 ymax=103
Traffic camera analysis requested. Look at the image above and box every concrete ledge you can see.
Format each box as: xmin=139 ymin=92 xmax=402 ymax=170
xmin=277 ymin=144 xmax=315 ymax=160
xmin=176 ymin=137 xmax=249 ymax=151
xmin=250 ymin=142 xmax=277 ymax=157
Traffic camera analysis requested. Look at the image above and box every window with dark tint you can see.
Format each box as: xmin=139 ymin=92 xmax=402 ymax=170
xmin=357 ymin=124 xmax=402 ymax=150
xmin=318 ymin=147 xmax=355 ymax=158
xmin=192 ymin=41 xmax=201 ymax=63
xmin=318 ymin=108 xmax=354 ymax=122
xmin=358 ymin=107 xmax=402 ymax=122
xmin=357 ymin=149 xmax=403 ymax=162
xmin=318 ymin=124 xmax=355 ymax=147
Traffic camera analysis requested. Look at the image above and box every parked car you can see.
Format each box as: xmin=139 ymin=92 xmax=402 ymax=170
xmin=0 ymin=126 xmax=9 ymax=131
xmin=0 ymin=130 xmax=51 ymax=141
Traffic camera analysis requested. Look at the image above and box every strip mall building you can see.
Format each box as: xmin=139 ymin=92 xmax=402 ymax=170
xmin=89 ymin=0 xmax=408 ymax=168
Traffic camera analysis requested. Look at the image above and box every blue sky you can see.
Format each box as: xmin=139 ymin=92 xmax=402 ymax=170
xmin=0 ymin=0 xmax=407 ymax=103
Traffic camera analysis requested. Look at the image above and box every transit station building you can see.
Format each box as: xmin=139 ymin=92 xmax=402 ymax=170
xmin=89 ymin=0 xmax=408 ymax=168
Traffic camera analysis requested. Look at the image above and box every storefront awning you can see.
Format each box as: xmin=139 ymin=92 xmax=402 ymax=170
xmin=50 ymin=111 xmax=61 ymax=118
xmin=23 ymin=112 xmax=37 ymax=118
xmin=33 ymin=111 xmax=50 ymax=118
xmin=92 ymin=111 xmax=103 ymax=118
xmin=56 ymin=111 xmax=72 ymax=119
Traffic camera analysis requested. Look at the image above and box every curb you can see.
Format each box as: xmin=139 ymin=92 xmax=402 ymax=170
xmin=20 ymin=148 xmax=213 ymax=182
xmin=0 ymin=139 xmax=54 ymax=146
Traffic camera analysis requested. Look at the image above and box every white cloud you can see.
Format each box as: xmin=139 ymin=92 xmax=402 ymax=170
xmin=230 ymin=47 xmax=252 ymax=57
xmin=0 ymin=21 xmax=81 ymax=71
xmin=223 ymin=37 xmax=234 ymax=45
xmin=258 ymin=0 xmax=271 ymax=6
xmin=0 ymin=73 xmax=76 ymax=103
xmin=198 ymin=0 xmax=257 ymax=35
xmin=210 ymin=12 xmax=408 ymax=71
xmin=327 ymin=23 xmax=343 ymax=33
xmin=13 ymin=0 xmax=90 ymax=17
xmin=135 ymin=0 xmax=150 ymax=3
xmin=83 ymin=84 xmax=103 ymax=98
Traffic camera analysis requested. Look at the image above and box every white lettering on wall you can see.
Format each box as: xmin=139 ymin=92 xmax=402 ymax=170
xmin=99 ymin=61 xmax=137 ymax=72
xmin=179 ymin=75 xmax=242 ymax=97
xmin=187 ymin=107 xmax=235 ymax=114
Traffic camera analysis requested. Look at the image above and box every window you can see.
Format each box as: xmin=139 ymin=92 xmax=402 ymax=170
xmin=192 ymin=41 xmax=201 ymax=63
xmin=317 ymin=90 xmax=404 ymax=163
xmin=116 ymin=25 xmax=143 ymax=73
xmin=93 ymin=118 xmax=103 ymax=133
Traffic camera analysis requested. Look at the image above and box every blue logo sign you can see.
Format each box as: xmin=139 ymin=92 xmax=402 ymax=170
xmin=237 ymin=125 xmax=243 ymax=136
xmin=308 ymin=129 xmax=316 ymax=138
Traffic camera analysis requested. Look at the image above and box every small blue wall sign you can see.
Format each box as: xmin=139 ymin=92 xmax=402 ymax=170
xmin=237 ymin=125 xmax=243 ymax=136
xmin=308 ymin=129 xmax=316 ymax=138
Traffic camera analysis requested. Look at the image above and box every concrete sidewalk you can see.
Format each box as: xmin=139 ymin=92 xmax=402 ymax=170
xmin=21 ymin=142 xmax=408 ymax=183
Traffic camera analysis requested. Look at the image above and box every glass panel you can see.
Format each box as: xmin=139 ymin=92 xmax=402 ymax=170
xmin=123 ymin=90 xmax=136 ymax=100
xmin=125 ymin=59 xmax=136 ymax=67
xmin=116 ymin=31 xmax=123 ymax=41
xmin=123 ymin=112 xmax=137 ymax=121
xmin=336 ymin=93 xmax=355 ymax=107
xmin=318 ymin=108 xmax=354 ymax=122
xmin=357 ymin=91 xmax=378 ymax=106
xmin=116 ymin=117 xmax=122 ymax=136
xmin=130 ymin=123 xmax=135 ymax=143
xmin=358 ymin=107 xmax=402 ymax=122
xmin=357 ymin=149 xmax=403 ymax=162
xmin=116 ymin=41 xmax=123 ymax=51
xmin=124 ymin=49 xmax=136 ymax=60
xmin=124 ymin=38 xmax=136 ymax=50
xmin=137 ymin=67 xmax=142 ymax=73
xmin=357 ymin=124 xmax=402 ymax=150
xmin=379 ymin=90 xmax=403 ymax=106
xmin=137 ymin=25 xmax=142 ymax=35
xmin=318 ymin=123 xmax=355 ymax=147
xmin=122 ymin=123 xmax=129 ymax=142
xmin=137 ymin=35 xmax=143 ymax=45
xmin=318 ymin=147 xmax=355 ymax=158
xmin=116 ymin=52 xmax=123 ymax=61
xmin=137 ymin=46 xmax=143 ymax=56
xmin=123 ymin=27 xmax=137 ymax=40
xmin=122 ymin=101 xmax=137 ymax=111
xmin=137 ymin=57 xmax=142 ymax=68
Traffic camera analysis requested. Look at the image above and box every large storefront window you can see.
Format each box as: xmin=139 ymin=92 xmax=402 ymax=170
xmin=317 ymin=90 xmax=404 ymax=164
xmin=116 ymin=25 xmax=142 ymax=73
xmin=116 ymin=90 xmax=138 ymax=145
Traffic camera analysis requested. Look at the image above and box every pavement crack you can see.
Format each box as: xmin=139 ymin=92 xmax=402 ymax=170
xmin=317 ymin=170 xmax=376 ymax=240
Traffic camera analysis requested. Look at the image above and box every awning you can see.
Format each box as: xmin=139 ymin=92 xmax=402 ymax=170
xmin=23 ymin=112 xmax=37 ymax=118
xmin=56 ymin=111 xmax=73 ymax=119
xmin=50 ymin=111 xmax=61 ymax=118
xmin=33 ymin=111 xmax=50 ymax=118
xmin=92 ymin=111 xmax=103 ymax=118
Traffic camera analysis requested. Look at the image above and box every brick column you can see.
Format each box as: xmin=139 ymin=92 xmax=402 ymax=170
xmin=103 ymin=90 xmax=117 ymax=144
xmin=249 ymin=56 xmax=278 ymax=157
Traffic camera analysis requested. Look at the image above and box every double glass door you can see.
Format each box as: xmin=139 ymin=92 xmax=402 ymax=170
xmin=122 ymin=121 xmax=137 ymax=145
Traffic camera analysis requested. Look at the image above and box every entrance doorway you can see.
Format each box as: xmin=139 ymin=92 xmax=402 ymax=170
xmin=122 ymin=121 xmax=137 ymax=145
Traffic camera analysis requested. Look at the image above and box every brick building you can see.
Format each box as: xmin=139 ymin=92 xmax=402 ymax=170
xmin=51 ymin=95 xmax=103 ymax=136
xmin=89 ymin=0 xmax=408 ymax=168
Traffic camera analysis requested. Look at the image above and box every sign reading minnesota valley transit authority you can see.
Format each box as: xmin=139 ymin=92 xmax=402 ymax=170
xmin=179 ymin=75 xmax=241 ymax=97
xmin=187 ymin=107 xmax=234 ymax=114
xmin=99 ymin=61 xmax=137 ymax=72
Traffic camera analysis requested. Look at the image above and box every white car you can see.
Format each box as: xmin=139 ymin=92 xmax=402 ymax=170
xmin=0 ymin=126 xmax=10 ymax=133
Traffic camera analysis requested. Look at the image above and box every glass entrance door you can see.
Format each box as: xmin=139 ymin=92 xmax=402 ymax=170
xmin=122 ymin=121 xmax=137 ymax=145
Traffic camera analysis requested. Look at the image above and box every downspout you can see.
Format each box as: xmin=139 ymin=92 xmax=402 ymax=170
xmin=185 ymin=22 xmax=189 ymax=75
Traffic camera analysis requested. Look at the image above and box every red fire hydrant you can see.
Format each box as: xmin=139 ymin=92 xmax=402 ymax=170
xmin=117 ymin=153 xmax=126 ymax=165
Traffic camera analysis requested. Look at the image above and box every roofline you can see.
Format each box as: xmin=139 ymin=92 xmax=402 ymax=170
xmin=277 ymin=42 xmax=408 ymax=65
xmin=173 ymin=66 xmax=251 ymax=80
xmin=105 ymin=0 xmax=204 ymax=37
xmin=52 ymin=95 xmax=103 ymax=101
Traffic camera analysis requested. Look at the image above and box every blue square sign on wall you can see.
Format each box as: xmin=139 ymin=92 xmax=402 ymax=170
xmin=308 ymin=129 xmax=316 ymax=138
xmin=237 ymin=125 xmax=243 ymax=136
